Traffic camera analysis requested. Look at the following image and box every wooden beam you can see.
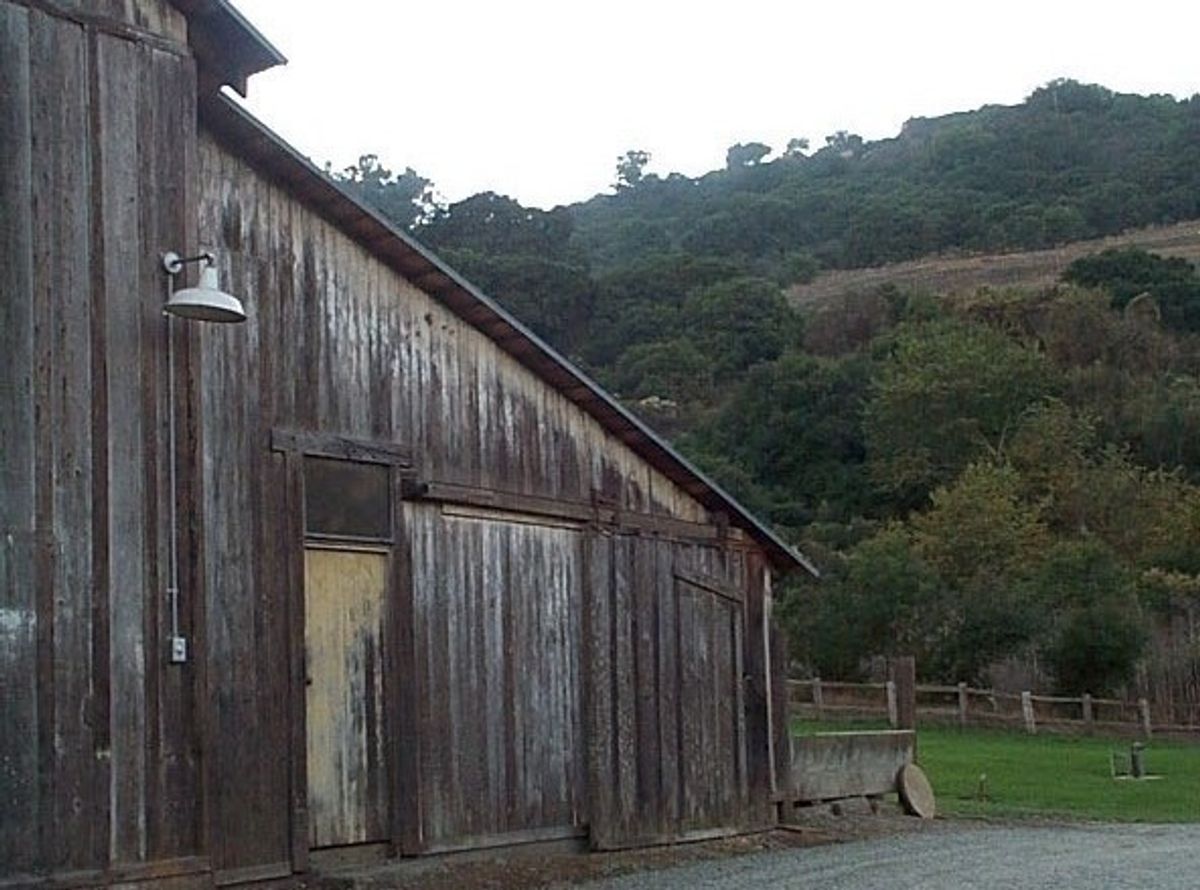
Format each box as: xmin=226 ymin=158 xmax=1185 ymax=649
xmin=269 ymin=427 xmax=412 ymax=466
xmin=402 ymin=479 xmax=738 ymax=545
xmin=674 ymin=567 xmax=743 ymax=604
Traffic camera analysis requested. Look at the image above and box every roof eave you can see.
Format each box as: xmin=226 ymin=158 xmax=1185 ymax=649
xmin=170 ymin=0 xmax=286 ymax=96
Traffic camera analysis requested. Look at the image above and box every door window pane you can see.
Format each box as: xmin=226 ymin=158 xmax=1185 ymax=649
xmin=304 ymin=457 xmax=391 ymax=540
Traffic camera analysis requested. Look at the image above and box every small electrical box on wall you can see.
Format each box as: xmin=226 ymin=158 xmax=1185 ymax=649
xmin=170 ymin=635 xmax=189 ymax=664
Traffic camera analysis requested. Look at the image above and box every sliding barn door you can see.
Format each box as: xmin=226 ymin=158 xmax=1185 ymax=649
xmin=304 ymin=545 xmax=390 ymax=848
xmin=584 ymin=533 xmax=748 ymax=849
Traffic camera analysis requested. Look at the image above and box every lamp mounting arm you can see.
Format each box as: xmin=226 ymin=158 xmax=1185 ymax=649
xmin=162 ymin=250 xmax=216 ymax=276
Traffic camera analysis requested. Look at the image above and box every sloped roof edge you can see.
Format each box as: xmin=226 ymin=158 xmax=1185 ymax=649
xmin=199 ymin=92 xmax=817 ymax=576
xmin=170 ymin=0 xmax=286 ymax=95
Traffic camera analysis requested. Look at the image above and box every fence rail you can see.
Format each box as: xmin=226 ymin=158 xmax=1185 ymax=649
xmin=789 ymin=678 xmax=1200 ymax=739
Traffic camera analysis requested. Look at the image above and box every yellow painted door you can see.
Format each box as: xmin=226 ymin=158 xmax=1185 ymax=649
xmin=304 ymin=546 xmax=389 ymax=848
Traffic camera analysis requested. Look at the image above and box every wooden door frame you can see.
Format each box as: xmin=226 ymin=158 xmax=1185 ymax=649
xmin=271 ymin=430 xmax=422 ymax=870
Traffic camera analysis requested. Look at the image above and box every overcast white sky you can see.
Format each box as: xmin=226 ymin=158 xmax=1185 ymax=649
xmin=231 ymin=1 xmax=1200 ymax=210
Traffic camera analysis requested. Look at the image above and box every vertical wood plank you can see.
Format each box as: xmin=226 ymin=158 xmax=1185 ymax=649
xmin=96 ymin=29 xmax=145 ymax=866
xmin=740 ymin=552 xmax=770 ymax=814
xmin=582 ymin=530 xmax=615 ymax=849
xmin=85 ymin=26 xmax=113 ymax=875
xmin=654 ymin=541 xmax=679 ymax=836
xmin=147 ymin=43 xmax=201 ymax=862
xmin=284 ymin=452 xmax=309 ymax=871
xmin=611 ymin=535 xmax=637 ymax=840
xmin=0 ymin=2 xmax=38 ymax=875
xmin=632 ymin=536 xmax=659 ymax=839
xmin=29 ymin=8 xmax=96 ymax=870
xmin=389 ymin=476 xmax=421 ymax=855
xmin=767 ymin=582 xmax=792 ymax=801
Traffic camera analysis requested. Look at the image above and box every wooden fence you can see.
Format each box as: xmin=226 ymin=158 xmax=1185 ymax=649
xmin=789 ymin=678 xmax=1200 ymax=739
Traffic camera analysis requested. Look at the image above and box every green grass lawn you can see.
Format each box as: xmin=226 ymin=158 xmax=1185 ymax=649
xmin=794 ymin=719 xmax=1200 ymax=822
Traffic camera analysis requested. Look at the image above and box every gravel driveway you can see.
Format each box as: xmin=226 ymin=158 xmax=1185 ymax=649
xmin=579 ymin=823 xmax=1200 ymax=889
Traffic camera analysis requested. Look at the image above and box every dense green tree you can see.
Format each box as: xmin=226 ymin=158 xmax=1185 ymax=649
xmin=332 ymin=154 xmax=437 ymax=229
xmin=614 ymin=149 xmax=651 ymax=190
xmin=330 ymin=78 xmax=1200 ymax=691
xmin=680 ymin=277 xmax=801 ymax=376
xmin=864 ymin=320 xmax=1058 ymax=508
xmin=726 ymin=142 xmax=772 ymax=169
xmin=611 ymin=338 xmax=712 ymax=402
xmin=693 ymin=350 xmax=874 ymax=525
xmin=783 ymin=525 xmax=943 ymax=679
xmin=1062 ymin=247 xmax=1200 ymax=332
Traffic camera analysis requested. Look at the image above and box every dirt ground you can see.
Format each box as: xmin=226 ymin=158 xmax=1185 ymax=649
xmin=304 ymin=806 xmax=949 ymax=890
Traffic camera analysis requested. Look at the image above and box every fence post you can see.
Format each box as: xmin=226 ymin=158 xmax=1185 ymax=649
xmin=1021 ymin=691 xmax=1036 ymax=734
xmin=812 ymin=677 xmax=824 ymax=721
xmin=889 ymin=656 xmax=916 ymax=730
xmin=1081 ymin=693 xmax=1094 ymax=733
xmin=957 ymin=682 xmax=969 ymax=728
xmin=1139 ymin=698 xmax=1152 ymax=739
xmin=886 ymin=681 xmax=898 ymax=728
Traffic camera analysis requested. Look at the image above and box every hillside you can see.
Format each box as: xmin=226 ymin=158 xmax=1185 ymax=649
xmin=331 ymin=80 xmax=1200 ymax=697
xmin=790 ymin=219 xmax=1200 ymax=309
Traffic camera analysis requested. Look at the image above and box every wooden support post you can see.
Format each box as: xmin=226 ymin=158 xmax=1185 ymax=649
xmin=957 ymin=682 xmax=969 ymax=728
xmin=1081 ymin=693 xmax=1094 ymax=732
xmin=1021 ymin=691 xmax=1036 ymax=734
xmin=889 ymin=656 xmax=916 ymax=730
xmin=885 ymin=681 xmax=898 ymax=729
xmin=1139 ymin=698 xmax=1152 ymax=739
xmin=812 ymin=678 xmax=824 ymax=721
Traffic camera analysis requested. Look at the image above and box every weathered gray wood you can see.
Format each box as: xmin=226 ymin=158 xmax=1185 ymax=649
xmin=767 ymin=590 xmax=792 ymax=804
xmin=29 ymin=6 xmax=97 ymax=869
xmin=654 ymin=539 xmax=679 ymax=833
xmin=611 ymin=535 xmax=638 ymax=839
xmin=583 ymin=531 xmax=615 ymax=849
xmin=1 ymin=1 xmax=792 ymax=882
xmin=0 ymin=1 xmax=38 ymax=874
xmin=739 ymin=554 xmax=769 ymax=811
xmin=95 ymin=29 xmax=148 ymax=867
xmin=632 ymin=537 xmax=660 ymax=838
xmin=1021 ymin=691 xmax=1037 ymax=734
xmin=270 ymin=427 xmax=412 ymax=465
xmin=146 ymin=42 xmax=202 ymax=862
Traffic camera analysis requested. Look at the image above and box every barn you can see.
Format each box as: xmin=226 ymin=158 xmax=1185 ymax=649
xmin=0 ymin=1 xmax=813 ymax=886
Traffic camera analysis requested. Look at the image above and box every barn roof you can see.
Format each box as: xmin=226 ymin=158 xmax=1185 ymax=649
xmin=186 ymin=12 xmax=815 ymax=576
xmin=170 ymin=0 xmax=286 ymax=95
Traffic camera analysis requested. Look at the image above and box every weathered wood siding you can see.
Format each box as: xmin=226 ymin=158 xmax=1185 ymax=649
xmin=408 ymin=507 xmax=586 ymax=848
xmin=0 ymin=1 xmax=790 ymax=880
xmin=41 ymin=0 xmax=187 ymax=42
xmin=192 ymin=130 xmax=782 ymax=863
xmin=194 ymin=128 xmax=740 ymax=860
xmin=584 ymin=535 xmax=771 ymax=849
xmin=0 ymin=1 xmax=205 ymax=882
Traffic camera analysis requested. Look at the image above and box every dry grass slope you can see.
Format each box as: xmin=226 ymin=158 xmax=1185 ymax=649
xmin=789 ymin=220 xmax=1200 ymax=310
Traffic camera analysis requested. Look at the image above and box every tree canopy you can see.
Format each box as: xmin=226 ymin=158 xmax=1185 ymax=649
xmin=325 ymin=79 xmax=1200 ymax=695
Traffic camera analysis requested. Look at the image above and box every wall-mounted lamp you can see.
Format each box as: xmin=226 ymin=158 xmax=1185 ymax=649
xmin=162 ymin=251 xmax=246 ymax=323
xmin=158 ymin=249 xmax=245 ymax=666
